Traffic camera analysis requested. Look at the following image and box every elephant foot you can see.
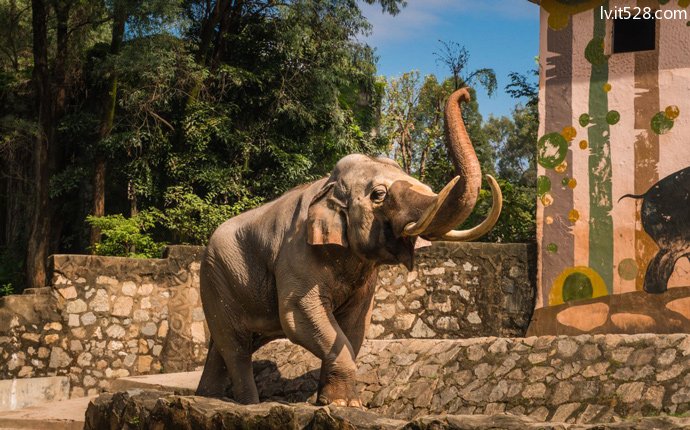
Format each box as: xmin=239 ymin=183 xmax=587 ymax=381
xmin=317 ymin=395 xmax=363 ymax=408
xmin=316 ymin=382 xmax=362 ymax=408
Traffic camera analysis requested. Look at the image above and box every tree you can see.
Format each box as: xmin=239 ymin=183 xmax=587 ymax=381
xmin=380 ymin=71 xmax=422 ymax=174
xmin=1 ymin=0 xmax=407 ymax=292
xmin=434 ymin=40 xmax=497 ymax=95
xmin=479 ymin=70 xmax=539 ymax=242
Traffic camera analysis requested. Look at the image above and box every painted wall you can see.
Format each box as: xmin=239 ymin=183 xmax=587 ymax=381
xmin=530 ymin=0 xmax=690 ymax=335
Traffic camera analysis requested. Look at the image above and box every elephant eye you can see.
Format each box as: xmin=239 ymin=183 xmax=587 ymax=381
xmin=370 ymin=186 xmax=387 ymax=203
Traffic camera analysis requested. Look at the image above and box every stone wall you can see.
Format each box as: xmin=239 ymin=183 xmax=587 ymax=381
xmin=0 ymin=242 xmax=536 ymax=398
xmin=0 ymin=246 xmax=208 ymax=397
xmin=371 ymin=243 xmax=536 ymax=339
xmin=241 ymin=335 xmax=690 ymax=423
xmin=85 ymin=390 xmax=690 ymax=429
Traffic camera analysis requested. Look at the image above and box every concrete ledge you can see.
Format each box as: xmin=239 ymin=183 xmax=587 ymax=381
xmin=0 ymin=376 xmax=69 ymax=411
xmin=112 ymin=370 xmax=201 ymax=395
xmin=0 ymin=395 xmax=93 ymax=430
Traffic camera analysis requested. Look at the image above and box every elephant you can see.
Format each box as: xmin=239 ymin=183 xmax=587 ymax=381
xmin=195 ymin=87 xmax=503 ymax=406
xmin=619 ymin=166 xmax=690 ymax=294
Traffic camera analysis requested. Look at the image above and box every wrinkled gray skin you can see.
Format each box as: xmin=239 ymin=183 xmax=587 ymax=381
xmin=197 ymin=155 xmax=438 ymax=406
xmin=196 ymin=88 xmax=501 ymax=406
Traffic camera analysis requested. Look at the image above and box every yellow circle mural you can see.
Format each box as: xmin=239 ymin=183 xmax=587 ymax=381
xmin=561 ymin=126 xmax=577 ymax=141
xmin=549 ymin=266 xmax=608 ymax=306
xmin=665 ymin=105 xmax=680 ymax=120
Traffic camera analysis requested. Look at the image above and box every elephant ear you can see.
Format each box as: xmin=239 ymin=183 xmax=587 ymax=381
xmin=307 ymin=182 xmax=348 ymax=247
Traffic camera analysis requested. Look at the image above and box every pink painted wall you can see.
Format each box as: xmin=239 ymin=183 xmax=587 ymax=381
xmin=530 ymin=0 xmax=690 ymax=334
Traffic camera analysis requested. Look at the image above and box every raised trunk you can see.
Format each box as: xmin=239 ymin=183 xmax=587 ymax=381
xmin=417 ymin=88 xmax=482 ymax=238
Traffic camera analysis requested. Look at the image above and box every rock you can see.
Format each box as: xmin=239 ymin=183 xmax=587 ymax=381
xmin=141 ymin=322 xmax=158 ymax=336
xmin=106 ymin=324 xmax=126 ymax=339
xmin=133 ymin=309 xmax=150 ymax=322
xmin=556 ymin=338 xmax=578 ymax=358
xmin=138 ymin=283 xmax=155 ymax=295
xmin=137 ymin=355 xmax=153 ymax=373
xmin=551 ymin=402 xmax=580 ymax=422
xmin=49 ymin=347 xmax=72 ymax=368
xmin=44 ymin=334 xmax=60 ymax=344
xmin=96 ymin=276 xmax=118 ymax=285
xmin=393 ymin=314 xmax=415 ymax=331
xmin=466 ymin=345 xmax=485 ymax=361
xmin=112 ymin=297 xmax=133 ymax=317
xmin=69 ymin=340 xmax=83 ymax=352
xmin=371 ymin=304 xmax=396 ymax=322
xmin=44 ymin=322 xmax=63 ymax=331
xmin=65 ymin=299 xmax=87 ymax=314
xmin=410 ymin=319 xmax=435 ymax=338
xmin=423 ymin=267 xmax=445 ymax=276
xmin=121 ymin=281 xmax=137 ymax=296
xmin=157 ymin=321 xmax=169 ymax=338
xmin=522 ymin=383 xmax=546 ymax=399
xmin=77 ymin=352 xmax=94 ymax=367
xmin=191 ymin=321 xmax=206 ymax=343
xmin=17 ymin=366 xmax=33 ymax=377
xmin=617 ymin=382 xmax=645 ymax=403
xmin=467 ymin=311 xmax=482 ymax=324
xmin=21 ymin=332 xmax=41 ymax=343
xmin=90 ymin=289 xmax=110 ymax=312
xmin=58 ymin=286 xmax=78 ymax=300
xmin=657 ymin=348 xmax=677 ymax=366
xmin=435 ymin=316 xmax=459 ymax=331
xmin=81 ymin=312 xmax=97 ymax=325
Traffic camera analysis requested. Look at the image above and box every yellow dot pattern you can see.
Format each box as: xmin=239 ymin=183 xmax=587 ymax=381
xmin=561 ymin=126 xmax=577 ymax=141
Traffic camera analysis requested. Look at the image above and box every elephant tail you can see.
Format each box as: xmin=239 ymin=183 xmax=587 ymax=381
xmin=617 ymin=192 xmax=646 ymax=203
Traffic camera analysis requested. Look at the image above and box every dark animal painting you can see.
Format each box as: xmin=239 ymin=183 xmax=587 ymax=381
xmin=620 ymin=166 xmax=690 ymax=294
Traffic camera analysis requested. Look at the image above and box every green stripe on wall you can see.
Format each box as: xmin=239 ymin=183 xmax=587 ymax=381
xmin=587 ymin=3 xmax=613 ymax=293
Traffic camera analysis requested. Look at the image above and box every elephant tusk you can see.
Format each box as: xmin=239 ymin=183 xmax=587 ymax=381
xmin=435 ymin=175 xmax=503 ymax=242
xmin=403 ymin=176 xmax=460 ymax=237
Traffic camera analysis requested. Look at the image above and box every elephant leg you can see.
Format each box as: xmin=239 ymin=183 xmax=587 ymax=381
xmin=280 ymin=288 xmax=360 ymax=407
xmin=201 ymin=283 xmax=259 ymax=403
xmin=196 ymin=339 xmax=231 ymax=397
xmin=212 ymin=333 xmax=258 ymax=404
xmin=333 ymin=273 xmax=377 ymax=357
xmin=644 ymin=245 xmax=689 ymax=294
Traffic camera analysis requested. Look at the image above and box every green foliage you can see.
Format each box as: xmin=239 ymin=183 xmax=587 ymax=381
xmin=0 ymin=247 xmax=24 ymax=294
xmin=0 ymin=283 xmax=13 ymax=297
xmin=160 ymin=186 xmax=263 ymax=245
xmin=461 ymin=179 xmax=536 ymax=243
xmin=86 ymin=212 xmax=164 ymax=258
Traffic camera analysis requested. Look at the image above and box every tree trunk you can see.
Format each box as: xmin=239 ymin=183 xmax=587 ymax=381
xmin=26 ymin=0 xmax=71 ymax=289
xmin=90 ymin=7 xmax=127 ymax=250
xmin=26 ymin=0 xmax=51 ymax=290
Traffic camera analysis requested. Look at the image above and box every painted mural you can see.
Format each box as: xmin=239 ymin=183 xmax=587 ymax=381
xmin=528 ymin=0 xmax=690 ymax=335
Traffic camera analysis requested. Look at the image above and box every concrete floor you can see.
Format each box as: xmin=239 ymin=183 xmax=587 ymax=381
xmin=0 ymin=372 xmax=199 ymax=430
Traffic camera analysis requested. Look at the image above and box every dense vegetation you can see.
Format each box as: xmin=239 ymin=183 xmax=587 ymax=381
xmin=0 ymin=0 xmax=537 ymax=293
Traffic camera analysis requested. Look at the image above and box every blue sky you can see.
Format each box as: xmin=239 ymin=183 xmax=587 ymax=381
xmin=360 ymin=0 xmax=540 ymax=119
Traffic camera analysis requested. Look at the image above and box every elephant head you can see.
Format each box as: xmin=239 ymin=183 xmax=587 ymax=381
xmin=307 ymin=87 xmax=502 ymax=269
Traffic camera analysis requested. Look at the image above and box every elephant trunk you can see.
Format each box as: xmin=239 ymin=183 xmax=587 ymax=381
xmin=403 ymin=88 xmax=502 ymax=241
